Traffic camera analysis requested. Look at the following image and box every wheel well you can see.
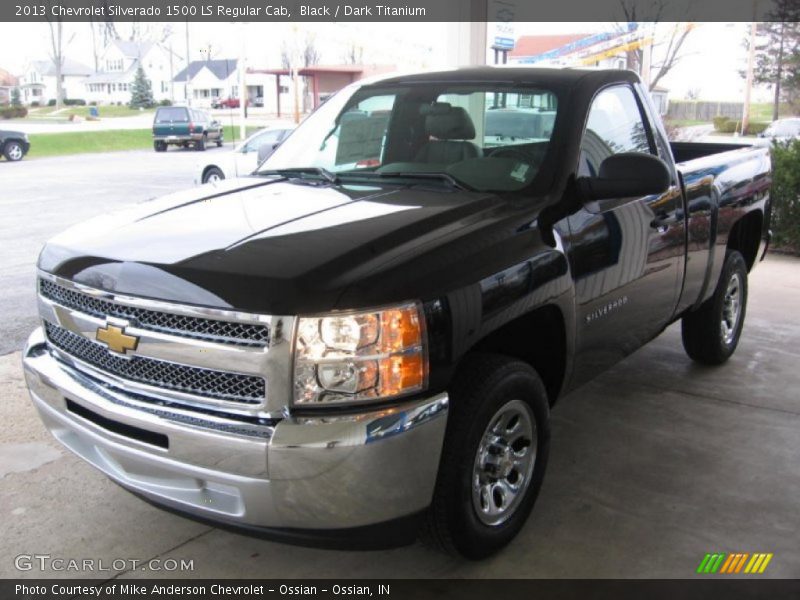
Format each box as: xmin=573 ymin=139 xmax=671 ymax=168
xmin=727 ymin=210 xmax=763 ymax=271
xmin=202 ymin=165 xmax=219 ymax=180
xmin=470 ymin=305 xmax=566 ymax=404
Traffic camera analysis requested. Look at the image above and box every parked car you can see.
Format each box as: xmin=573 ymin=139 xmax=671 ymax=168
xmin=152 ymin=106 xmax=223 ymax=152
xmin=196 ymin=126 xmax=294 ymax=184
xmin=758 ymin=117 xmax=800 ymax=142
xmin=212 ymin=97 xmax=247 ymax=109
xmin=1 ymin=130 xmax=30 ymax=161
xmin=24 ymin=67 xmax=771 ymax=559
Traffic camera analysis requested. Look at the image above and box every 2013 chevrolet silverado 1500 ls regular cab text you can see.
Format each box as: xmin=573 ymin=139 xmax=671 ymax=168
xmin=23 ymin=68 xmax=771 ymax=558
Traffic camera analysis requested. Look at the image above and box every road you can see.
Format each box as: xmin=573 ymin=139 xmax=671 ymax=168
xmin=0 ymin=147 xmax=222 ymax=355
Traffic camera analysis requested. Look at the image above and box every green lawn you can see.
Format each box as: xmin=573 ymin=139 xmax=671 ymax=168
xmin=749 ymin=102 xmax=795 ymax=121
xmin=27 ymin=125 xmax=260 ymax=159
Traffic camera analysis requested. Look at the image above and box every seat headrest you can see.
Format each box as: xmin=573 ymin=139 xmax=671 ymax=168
xmin=421 ymin=103 xmax=476 ymax=140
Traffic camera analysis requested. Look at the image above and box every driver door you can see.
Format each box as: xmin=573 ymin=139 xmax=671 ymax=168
xmin=566 ymin=84 xmax=684 ymax=383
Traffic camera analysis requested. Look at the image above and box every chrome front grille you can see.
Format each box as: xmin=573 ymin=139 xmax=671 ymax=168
xmin=39 ymin=279 xmax=269 ymax=347
xmin=44 ymin=322 xmax=266 ymax=404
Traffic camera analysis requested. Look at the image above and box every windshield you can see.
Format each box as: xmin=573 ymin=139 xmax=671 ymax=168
xmin=259 ymin=81 xmax=559 ymax=192
xmin=155 ymin=107 xmax=189 ymax=123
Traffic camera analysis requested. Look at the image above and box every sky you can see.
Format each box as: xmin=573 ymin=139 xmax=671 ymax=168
xmin=0 ymin=21 xmax=771 ymax=103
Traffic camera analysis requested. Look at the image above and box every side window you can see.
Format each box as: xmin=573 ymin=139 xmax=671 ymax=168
xmin=579 ymin=86 xmax=652 ymax=177
xmin=242 ymin=130 xmax=281 ymax=153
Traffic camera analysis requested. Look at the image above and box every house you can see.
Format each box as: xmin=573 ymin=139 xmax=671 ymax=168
xmin=0 ymin=68 xmax=18 ymax=105
xmin=18 ymin=58 xmax=93 ymax=105
xmin=84 ymin=39 xmax=182 ymax=105
xmin=173 ymin=59 xmax=239 ymax=107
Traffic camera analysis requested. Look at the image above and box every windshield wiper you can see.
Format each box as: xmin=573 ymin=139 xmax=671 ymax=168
xmin=369 ymin=171 xmax=471 ymax=191
xmin=259 ymin=167 xmax=339 ymax=184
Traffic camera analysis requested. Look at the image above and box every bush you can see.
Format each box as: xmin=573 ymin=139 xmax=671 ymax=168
xmin=30 ymin=101 xmax=40 ymax=107
xmin=769 ymin=140 xmax=800 ymax=252
xmin=89 ymin=101 xmax=97 ymax=106
xmin=46 ymin=98 xmax=87 ymax=107
xmin=0 ymin=107 xmax=28 ymax=119
xmin=713 ymin=116 xmax=730 ymax=131
xmin=158 ymin=98 xmax=172 ymax=106
xmin=718 ymin=119 xmax=742 ymax=134
xmin=746 ymin=121 xmax=769 ymax=135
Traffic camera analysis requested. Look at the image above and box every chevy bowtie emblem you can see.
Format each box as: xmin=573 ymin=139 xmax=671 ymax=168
xmin=96 ymin=323 xmax=139 ymax=354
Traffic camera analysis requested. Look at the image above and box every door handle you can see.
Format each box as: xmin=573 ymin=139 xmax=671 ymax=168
xmin=650 ymin=211 xmax=670 ymax=233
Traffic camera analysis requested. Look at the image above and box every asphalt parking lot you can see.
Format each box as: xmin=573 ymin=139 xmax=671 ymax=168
xmin=1 ymin=150 xmax=798 ymax=578
xmin=0 ymin=147 xmax=224 ymax=355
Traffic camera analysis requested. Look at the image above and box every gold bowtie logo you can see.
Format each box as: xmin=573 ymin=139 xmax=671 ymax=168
xmin=96 ymin=324 xmax=139 ymax=354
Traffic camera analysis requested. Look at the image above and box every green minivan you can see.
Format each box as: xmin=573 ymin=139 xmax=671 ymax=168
xmin=153 ymin=106 xmax=224 ymax=152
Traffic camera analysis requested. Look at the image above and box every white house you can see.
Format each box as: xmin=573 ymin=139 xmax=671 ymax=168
xmin=173 ymin=59 xmax=240 ymax=107
xmin=18 ymin=58 xmax=92 ymax=105
xmin=84 ymin=40 xmax=182 ymax=105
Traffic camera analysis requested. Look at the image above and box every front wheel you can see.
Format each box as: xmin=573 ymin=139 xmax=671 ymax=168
xmin=202 ymin=166 xmax=224 ymax=184
xmin=681 ymin=250 xmax=748 ymax=365
xmin=423 ymin=354 xmax=550 ymax=559
xmin=4 ymin=141 xmax=24 ymax=161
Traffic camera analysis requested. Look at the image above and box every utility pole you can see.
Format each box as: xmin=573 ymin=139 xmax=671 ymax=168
xmin=184 ymin=21 xmax=191 ymax=106
xmin=742 ymin=20 xmax=758 ymax=135
xmin=238 ymin=22 xmax=247 ymax=140
xmin=292 ymin=24 xmax=300 ymax=124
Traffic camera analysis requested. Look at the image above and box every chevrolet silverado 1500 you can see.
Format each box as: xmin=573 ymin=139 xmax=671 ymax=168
xmin=23 ymin=67 xmax=771 ymax=558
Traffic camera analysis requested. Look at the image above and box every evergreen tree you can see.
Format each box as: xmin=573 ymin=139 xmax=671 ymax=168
xmin=10 ymin=87 xmax=21 ymax=107
xmin=753 ymin=0 xmax=800 ymax=119
xmin=129 ymin=65 xmax=155 ymax=109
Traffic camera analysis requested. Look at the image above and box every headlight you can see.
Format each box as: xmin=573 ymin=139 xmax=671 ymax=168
xmin=293 ymin=303 xmax=427 ymax=407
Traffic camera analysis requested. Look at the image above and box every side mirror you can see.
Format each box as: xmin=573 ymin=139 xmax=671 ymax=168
xmin=257 ymin=142 xmax=279 ymax=163
xmin=577 ymin=152 xmax=671 ymax=202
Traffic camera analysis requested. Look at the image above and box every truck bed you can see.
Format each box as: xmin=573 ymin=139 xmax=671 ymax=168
xmin=670 ymin=141 xmax=755 ymax=164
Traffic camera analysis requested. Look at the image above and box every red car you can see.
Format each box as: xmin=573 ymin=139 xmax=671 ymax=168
xmin=212 ymin=97 xmax=248 ymax=109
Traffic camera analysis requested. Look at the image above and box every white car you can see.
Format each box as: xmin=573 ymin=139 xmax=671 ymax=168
xmin=195 ymin=126 xmax=295 ymax=184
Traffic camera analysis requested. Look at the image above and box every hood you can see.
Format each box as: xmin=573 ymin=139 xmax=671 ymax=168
xmin=40 ymin=176 xmax=549 ymax=313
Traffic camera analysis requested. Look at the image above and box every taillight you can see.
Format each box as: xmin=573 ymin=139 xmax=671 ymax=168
xmin=189 ymin=122 xmax=195 ymax=132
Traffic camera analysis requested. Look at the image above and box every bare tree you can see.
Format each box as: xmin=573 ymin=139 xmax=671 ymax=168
xmin=616 ymin=0 xmax=693 ymax=91
xmin=302 ymin=34 xmax=321 ymax=67
xmin=343 ymin=43 xmax=363 ymax=65
xmin=44 ymin=2 xmax=68 ymax=110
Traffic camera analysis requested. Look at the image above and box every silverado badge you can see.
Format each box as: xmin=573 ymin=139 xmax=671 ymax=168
xmin=96 ymin=323 xmax=139 ymax=354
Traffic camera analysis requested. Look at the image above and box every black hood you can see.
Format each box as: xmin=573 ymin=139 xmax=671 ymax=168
xmin=40 ymin=177 xmax=549 ymax=314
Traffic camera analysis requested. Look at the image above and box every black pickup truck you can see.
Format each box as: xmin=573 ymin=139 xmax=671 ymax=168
xmin=23 ymin=67 xmax=770 ymax=558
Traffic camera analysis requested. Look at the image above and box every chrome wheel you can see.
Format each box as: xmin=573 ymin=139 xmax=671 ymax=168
xmin=721 ymin=271 xmax=742 ymax=345
xmin=7 ymin=143 xmax=23 ymax=161
xmin=472 ymin=399 xmax=537 ymax=526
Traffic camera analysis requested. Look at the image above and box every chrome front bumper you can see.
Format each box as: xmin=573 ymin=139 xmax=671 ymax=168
xmin=23 ymin=327 xmax=448 ymax=533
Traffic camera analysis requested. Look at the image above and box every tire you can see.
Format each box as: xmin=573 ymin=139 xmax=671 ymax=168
xmin=202 ymin=167 xmax=224 ymax=184
xmin=195 ymin=135 xmax=206 ymax=151
xmin=4 ymin=141 xmax=25 ymax=161
xmin=681 ymin=250 xmax=748 ymax=365
xmin=216 ymin=137 xmax=223 ymax=148
xmin=153 ymin=141 xmax=167 ymax=152
xmin=423 ymin=354 xmax=550 ymax=559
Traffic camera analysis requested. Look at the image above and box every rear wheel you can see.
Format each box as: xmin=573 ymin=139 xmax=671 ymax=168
xmin=681 ymin=250 xmax=748 ymax=365
xmin=202 ymin=167 xmax=224 ymax=184
xmin=195 ymin=134 xmax=206 ymax=151
xmin=216 ymin=136 xmax=223 ymax=147
xmin=422 ymin=354 xmax=550 ymax=559
xmin=3 ymin=141 xmax=24 ymax=161
xmin=153 ymin=141 xmax=167 ymax=152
